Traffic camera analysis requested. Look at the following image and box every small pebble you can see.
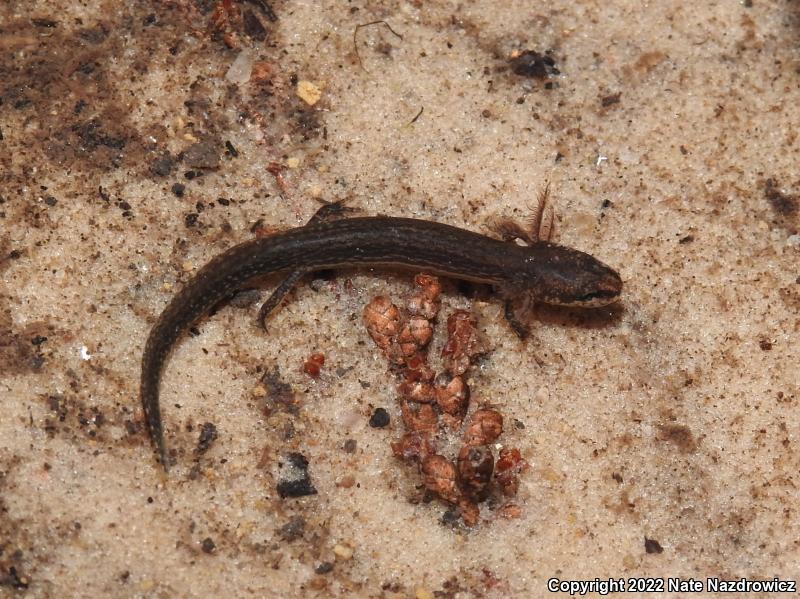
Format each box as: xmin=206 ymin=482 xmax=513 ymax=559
xmin=369 ymin=407 xmax=390 ymax=428
xmin=297 ymin=80 xmax=322 ymax=105
xmin=336 ymin=475 xmax=356 ymax=488
xmin=201 ymin=537 xmax=216 ymax=554
xmin=333 ymin=543 xmax=353 ymax=560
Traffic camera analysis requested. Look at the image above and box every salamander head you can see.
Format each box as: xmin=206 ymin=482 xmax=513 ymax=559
xmin=520 ymin=242 xmax=622 ymax=308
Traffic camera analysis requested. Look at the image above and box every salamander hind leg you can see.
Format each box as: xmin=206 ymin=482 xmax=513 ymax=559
xmin=260 ymin=199 xmax=358 ymax=330
xmin=307 ymin=198 xmax=359 ymax=225
xmin=486 ymin=184 xmax=555 ymax=245
xmin=487 ymin=217 xmax=534 ymax=243
xmin=259 ymin=269 xmax=307 ymax=331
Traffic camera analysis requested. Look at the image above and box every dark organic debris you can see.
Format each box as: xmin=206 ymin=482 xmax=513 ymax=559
xmin=72 ymin=119 xmax=126 ymax=151
xmin=656 ymin=423 xmax=697 ymax=453
xmin=201 ymin=537 xmax=216 ymax=553
xmin=277 ymin=452 xmax=317 ymax=498
xmin=764 ymin=178 xmax=798 ymax=217
xmin=195 ymin=422 xmax=218 ymax=454
xmin=509 ymin=50 xmax=559 ymax=79
xmin=260 ymin=367 xmax=299 ymax=415
xmin=369 ymin=407 xmax=390 ymax=428
xmin=600 ymin=92 xmax=621 ymax=107
xmin=644 ymin=537 xmax=664 ymax=554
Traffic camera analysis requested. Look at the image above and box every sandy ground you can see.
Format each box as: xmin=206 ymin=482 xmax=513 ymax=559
xmin=1 ymin=0 xmax=799 ymax=597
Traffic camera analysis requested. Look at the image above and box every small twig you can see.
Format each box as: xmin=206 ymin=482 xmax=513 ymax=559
xmin=409 ymin=106 xmax=424 ymax=124
xmin=353 ymin=20 xmax=403 ymax=73
xmin=246 ymin=0 xmax=277 ymax=21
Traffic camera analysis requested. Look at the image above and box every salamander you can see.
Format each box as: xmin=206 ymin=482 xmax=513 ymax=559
xmin=140 ymin=212 xmax=622 ymax=469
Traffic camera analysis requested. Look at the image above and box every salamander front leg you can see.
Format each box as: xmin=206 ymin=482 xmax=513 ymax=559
xmin=504 ymin=299 xmax=530 ymax=340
